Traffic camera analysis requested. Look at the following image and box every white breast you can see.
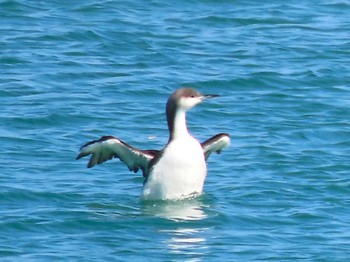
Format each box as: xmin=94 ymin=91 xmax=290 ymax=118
xmin=142 ymin=134 xmax=207 ymax=200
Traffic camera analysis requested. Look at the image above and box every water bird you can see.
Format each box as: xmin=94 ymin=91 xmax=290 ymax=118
xmin=77 ymin=88 xmax=230 ymax=200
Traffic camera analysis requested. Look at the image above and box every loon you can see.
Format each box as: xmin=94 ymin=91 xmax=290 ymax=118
xmin=77 ymin=88 xmax=230 ymax=200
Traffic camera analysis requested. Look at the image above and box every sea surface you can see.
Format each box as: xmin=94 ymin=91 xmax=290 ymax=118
xmin=1 ymin=0 xmax=350 ymax=261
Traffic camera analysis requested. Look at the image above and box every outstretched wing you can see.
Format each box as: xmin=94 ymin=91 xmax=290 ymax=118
xmin=201 ymin=133 xmax=230 ymax=160
xmin=76 ymin=136 xmax=159 ymax=177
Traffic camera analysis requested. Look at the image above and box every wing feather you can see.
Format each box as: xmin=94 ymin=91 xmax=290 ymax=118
xmin=76 ymin=136 xmax=159 ymax=177
xmin=201 ymin=133 xmax=230 ymax=160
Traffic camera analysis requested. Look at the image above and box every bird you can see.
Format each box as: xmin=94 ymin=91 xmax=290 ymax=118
xmin=76 ymin=88 xmax=230 ymax=200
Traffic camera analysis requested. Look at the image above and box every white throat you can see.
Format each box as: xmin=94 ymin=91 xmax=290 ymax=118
xmin=172 ymin=109 xmax=190 ymax=139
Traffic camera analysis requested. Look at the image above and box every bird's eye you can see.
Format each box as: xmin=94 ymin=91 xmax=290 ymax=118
xmin=191 ymin=95 xmax=195 ymax=98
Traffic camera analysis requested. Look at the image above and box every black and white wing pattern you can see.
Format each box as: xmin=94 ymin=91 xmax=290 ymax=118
xmin=76 ymin=136 xmax=159 ymax=177
xmin=201 ymin=133 xmax=230 ymax=160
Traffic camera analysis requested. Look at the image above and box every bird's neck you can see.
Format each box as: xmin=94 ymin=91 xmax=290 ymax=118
xmin=168 ymin=108 xmax=189 ymax=141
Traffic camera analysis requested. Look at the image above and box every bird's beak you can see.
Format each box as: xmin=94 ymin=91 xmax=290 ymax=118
xmin=201 ymin=94 xmax=220 ymax=100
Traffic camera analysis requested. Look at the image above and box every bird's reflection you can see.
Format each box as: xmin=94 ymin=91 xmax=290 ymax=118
xmin=141 ymin=195 xmax=208 ymax=221
xmin=162 ymin=227 xmax=207 ymax=256
xmin=142 ymin=196 xmax=210 ymax=257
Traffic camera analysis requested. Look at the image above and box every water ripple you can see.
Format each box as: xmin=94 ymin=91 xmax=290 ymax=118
xmin=1 ymin=0 xmax=350 ymax=260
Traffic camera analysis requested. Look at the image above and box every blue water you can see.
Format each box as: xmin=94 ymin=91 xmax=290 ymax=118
xmin=1 ymin=0 xmax=350 ymax=261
